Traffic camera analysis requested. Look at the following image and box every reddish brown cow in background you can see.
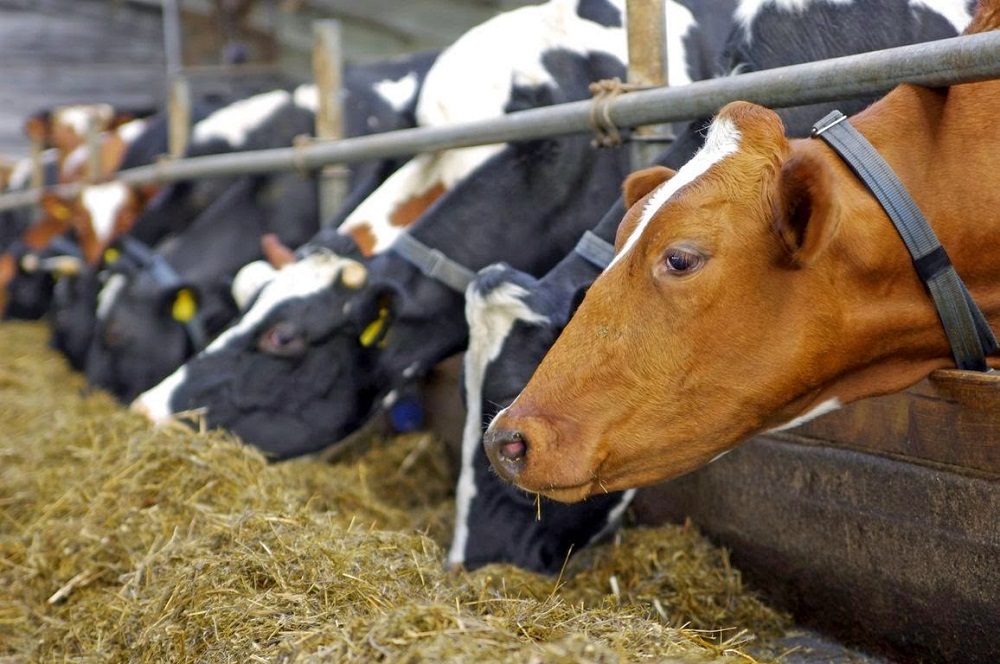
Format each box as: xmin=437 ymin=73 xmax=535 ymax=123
xmin=486 ymin=1 xmax=1000 ymax=502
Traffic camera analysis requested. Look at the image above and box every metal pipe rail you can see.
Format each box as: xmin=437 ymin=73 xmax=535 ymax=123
xmin=5 ymin=30 xmax=1000 ymax=212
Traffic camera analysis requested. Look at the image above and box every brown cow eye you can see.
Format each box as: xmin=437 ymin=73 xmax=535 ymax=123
xmin=663 ymin=247 xmax=704 ymax=274
xmin=257 ymin=321 xmax=307 ymax=358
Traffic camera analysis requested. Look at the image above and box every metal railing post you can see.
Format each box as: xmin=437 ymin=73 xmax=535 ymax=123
xmin=626 ymin=0 xmax=672 ymax=169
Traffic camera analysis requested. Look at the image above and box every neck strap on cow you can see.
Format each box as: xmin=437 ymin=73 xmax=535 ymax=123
xmin=812 ymin=110 xmax=997 ymax=371
xmin=574 ymin=230 xmax=615 ymax=270
xmin=117 ymin=236 xmax=209 ymax=352
xmin=390 ymin=232 xmax=476 ymax=294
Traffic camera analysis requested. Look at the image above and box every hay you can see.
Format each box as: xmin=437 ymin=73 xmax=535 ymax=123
xmin=0 ymin=321 xmax=791 ymax=662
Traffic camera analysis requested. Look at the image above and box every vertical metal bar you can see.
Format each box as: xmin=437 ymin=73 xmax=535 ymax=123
xmin=312 ymin=19 xmax=349 ymax=226
xmin=626 ymin=0 xmax=671 ymax=169
xmin=30 ymin=138 xmax=45 ymax=190
xmin=168 ymin=76 xmax=192 ymax=158
xmin=162 ymin=0 xmax=187 ymax=161
xmin=162 ymin=0 xmax=184 ymax=79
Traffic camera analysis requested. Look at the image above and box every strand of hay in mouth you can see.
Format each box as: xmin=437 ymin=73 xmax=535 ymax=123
xmin=0 ymin=321 xmax=789 ymax=662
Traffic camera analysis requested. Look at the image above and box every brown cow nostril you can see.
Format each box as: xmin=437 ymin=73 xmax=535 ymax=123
xmin=496 ymin=430 xmax=527 ymax=461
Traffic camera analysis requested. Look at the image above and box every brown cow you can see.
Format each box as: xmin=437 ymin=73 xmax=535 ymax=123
xmin=485 ymin=1 xmax=1000 ymax=502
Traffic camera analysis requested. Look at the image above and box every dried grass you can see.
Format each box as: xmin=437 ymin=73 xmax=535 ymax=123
xmin=0 ymin=321 xmax=790 ymax=662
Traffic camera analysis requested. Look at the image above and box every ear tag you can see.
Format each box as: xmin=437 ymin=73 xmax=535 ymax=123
xmin=103 ymin=247 xmax=120 ymax=265
xmin=51 ymin=203 xmax=72 ymax=221
xmin=171 ymin=288 xmax=198 ymax=322
xmin=359 ymin=306 xmax=389 ymax=348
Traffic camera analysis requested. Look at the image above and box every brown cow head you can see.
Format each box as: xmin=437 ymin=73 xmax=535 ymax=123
xmin=485 ymin=100 xmax=964 ymax=502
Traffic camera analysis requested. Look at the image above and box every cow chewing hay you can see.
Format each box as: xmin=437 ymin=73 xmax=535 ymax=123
xmin=0 ymin=322 xmax=790 ymax=662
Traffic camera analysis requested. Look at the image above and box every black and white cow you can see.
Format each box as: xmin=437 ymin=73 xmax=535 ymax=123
xmin=54 ymin=51 xmax=437 ymax=382
xmin=450 ymin=0 xmax=976 ymax=574
xmin=134 ymin=0 xmax=714 ymax=457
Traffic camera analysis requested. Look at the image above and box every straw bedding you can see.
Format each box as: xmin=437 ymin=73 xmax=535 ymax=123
xmin=0 ymin=321 xmax=793 ymax=662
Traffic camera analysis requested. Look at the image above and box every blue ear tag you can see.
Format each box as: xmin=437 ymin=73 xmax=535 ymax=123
xmin=389 ymin=394 xmax=425 ymax=433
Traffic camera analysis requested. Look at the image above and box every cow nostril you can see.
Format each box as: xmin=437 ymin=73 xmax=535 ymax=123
xmin=497 ymin=430 xmax=527 ymax=461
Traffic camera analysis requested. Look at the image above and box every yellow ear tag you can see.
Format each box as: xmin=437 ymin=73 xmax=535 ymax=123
xmin=171 ymin=288 xmax=198 ymax=323
xmin=52 ymin=203 xmax=72 ymax=221
xmin=103 ymin=247 xmax=120 ymax=265
xmin=359 ymin=307 xmax=389 ymax=348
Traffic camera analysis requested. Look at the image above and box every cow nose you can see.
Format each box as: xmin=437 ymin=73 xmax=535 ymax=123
xmin=484 ymin=427 xmax=528 ymax=481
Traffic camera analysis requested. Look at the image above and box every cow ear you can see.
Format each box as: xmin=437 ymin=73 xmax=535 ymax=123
xmin=232 ymin=260 xmax=277 ymax=310
xmin=773 ymin=151 xmax=841 ymax=267
xmin=261 ymin=233 xmax=296 ymax=269
xmin=24 ymin=114 xmax=50 ymax=144
xmin=623 ymin=166 xmax=676 ymax=208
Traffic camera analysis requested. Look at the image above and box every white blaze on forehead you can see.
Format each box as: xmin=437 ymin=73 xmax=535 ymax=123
xmin=909 ymin=0 xmax=973 ymax=32
xmin=205 ymin=252 xmax=360 ymax=352
xmin=192 ymin=89 xmax=291 ymax=148
xmin=338 ymin=145 xmax=502 ymax=253
xmin=373 ymin=72 xmax=420 ymax=112
xmin=293 ymin=84 xmax=318 ymax=112
xmin=448 ymin=276 xmax=549 ymax=567
xmin=61 ymin=144 xmax=89 ymax=178
xmin=767 ymin=397 xmax=842 ymax=433
xmin=132 ymin=365 xmax=189 ymax=424
xmin=81 ymin=182 xmax=130 ymax=244
xmin=96 ymin=273 xmax=127 ymax=320
xmin=609 ymin=116 xmax=742 ymax=269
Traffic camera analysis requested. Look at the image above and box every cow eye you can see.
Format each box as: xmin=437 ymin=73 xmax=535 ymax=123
xmin=662 ymin=247 xmax=704 ymax=275
xmin=257 ymin=321 xmax=307 ymax=358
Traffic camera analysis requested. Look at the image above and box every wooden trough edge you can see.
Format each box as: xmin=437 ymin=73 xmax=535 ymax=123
xmin=633 ymin=372 xmax=1000 ymax=664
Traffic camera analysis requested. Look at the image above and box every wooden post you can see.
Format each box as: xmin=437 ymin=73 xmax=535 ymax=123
xmin=312 ymin=19 xmax=349 ymax=227
xmin=626 ymin=0 xmax=672 ymax=169
xmin=168 ymin=75 xmax=192 ymax=158
xmin=86 ymin=107 xmax=102 ymax=182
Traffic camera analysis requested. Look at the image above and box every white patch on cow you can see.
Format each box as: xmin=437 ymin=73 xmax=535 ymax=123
xmin=53 ymin=104 xmax=113 ymax=136
xmin=96 ymin=273 xmax=127 ymax=321
xmin=81 ymin=182 xmax=129 ymax=244
xmin=231 ymin=260 xmax=278 ymax=310
xmin=338 ymin=146 xmax=503 ymax=252
xmin=665 ymin=1 xmax=697 ymax=86
xmin=293 ymin=84 xmax=318 ymax=112
xmin=609 ymin=116 xmax=741 ymax=269
xmin=132 ymin=365 xmax=189 ymax=423
xmin=909 ymin=0 xmax=972 ymax=32
xmin=373 ymin=72 xmax=420 ymax=112
xmin=116 ymin=117 xmax=148 ymax=145
xmin=767 ymin=397 xmax=842 ymax=433
xmin=191 ymin=89 xmax=291 ymax=148
xmin=448 ymin=278 xmax=549 ymax=567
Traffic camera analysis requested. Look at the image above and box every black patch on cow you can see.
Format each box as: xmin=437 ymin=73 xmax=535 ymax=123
xmin=576 ymin=0 xmax=622 ymax=28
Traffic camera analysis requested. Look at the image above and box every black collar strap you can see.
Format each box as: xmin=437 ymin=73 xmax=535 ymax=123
xmin=812 ymin=110 xmax=997 ymax=371
xmin=574 ymin=230 xmax=615 ymax=270
xmin=117 ymin=236 xmax=209 ymax=352
xmin=390 ymin=232 xmax=476 ymax=295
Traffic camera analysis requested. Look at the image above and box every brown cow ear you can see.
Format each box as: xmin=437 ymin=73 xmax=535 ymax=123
xmin=773 ymin=150 xmax=841 ymax=267
xmin=24 ymin=115 xmax=50 ymax=144
xmin=622 ymin=166 xmax=676 ymax=208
